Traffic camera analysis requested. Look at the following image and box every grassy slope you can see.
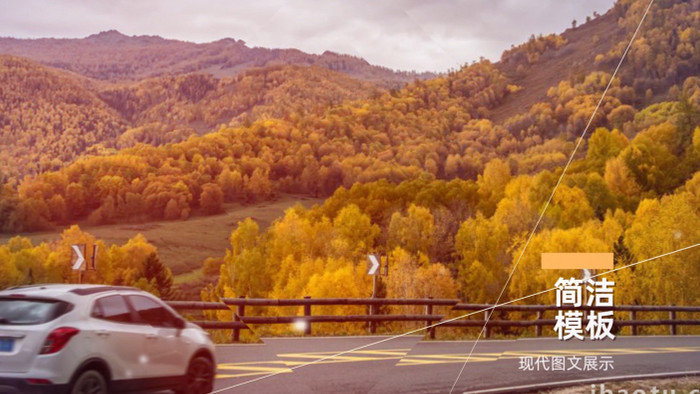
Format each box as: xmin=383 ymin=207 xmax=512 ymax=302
xmin=0 ymin=194 xmax=322 ymax=276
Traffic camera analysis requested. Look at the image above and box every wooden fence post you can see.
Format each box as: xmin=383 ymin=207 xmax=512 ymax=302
xmin=630 ymin=311 xmax=637 ymax=336
xmin=233 ymin=295 xmax=245 ymax=342
xmin=369 ymin=303 xmax=377 ymax=334
xmin=426 ymin=297 xmax=435 ymax=339
xmin=304 ymin=296 xmax=312 ymax=336
xmin=535 ymin=311 xmax=543 ymax=337
xmin=669 ymin=308 xmax=677 ymax=336
xmin=484 ymin=311 xmax=491 ymax=339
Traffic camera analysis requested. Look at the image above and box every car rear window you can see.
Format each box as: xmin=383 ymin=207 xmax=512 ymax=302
xmin=0 ymin=298 xmax=72 ymax=325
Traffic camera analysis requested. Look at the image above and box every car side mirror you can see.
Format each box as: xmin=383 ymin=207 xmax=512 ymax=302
xmin=174 ymin=317 xmax=186 ymax=330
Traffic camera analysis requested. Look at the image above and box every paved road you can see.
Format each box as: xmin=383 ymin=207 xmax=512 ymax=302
xmin=210 ymin=336 xmax=700 ymax=393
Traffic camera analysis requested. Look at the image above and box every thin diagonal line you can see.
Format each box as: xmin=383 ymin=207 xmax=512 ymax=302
xmin=447 ymin=1 xmax=656 ymax=392
xmin=210 ymin=239 xmax=698 ymax=393
xmin=590 ymin=242 xmax=700 ymax=279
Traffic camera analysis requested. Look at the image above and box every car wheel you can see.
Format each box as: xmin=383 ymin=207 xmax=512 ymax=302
xmin=177 ymin=356 xmax=214 ymax=394
xmin=70 ymin=369 xmax=107 ymax=394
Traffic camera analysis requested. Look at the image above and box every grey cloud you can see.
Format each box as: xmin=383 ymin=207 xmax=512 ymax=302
xmin=0 ymin=0 xmax=615 ymax=72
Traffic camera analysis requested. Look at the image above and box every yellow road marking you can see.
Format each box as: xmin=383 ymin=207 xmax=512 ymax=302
xmin=279 ymin=353 xmax=394 ymax=360
xmin=277 ymin=348 xmax=410 ymax=358
xmin=410 ymin=354 xmax=497 ymax=360
xmin=275 ymin=348 xmax=410 ymax=365
xmin=216 ymin=373 xmax=263 ymax=379
xmin=216 ymin=370 xmax=292 ymax=379
xmin=398 ymin=355 xmax=498 ymax=366
xmin=218 ymin=365 xmax=293 ymax=373
xmin=218 ymin=361 xmax=288 ymax=368
xmin=279 ymin=356 xmax=405 ymax=366
xmin=215 ymin=345 xmax=700 ymax=376
xmin=657 ymin=347 xmax=700 ymax=352
xmin=216 ymin=363 xmax=294 ymax=379
xmin=353 ymin=349 xmax=411 ymax=356
xmin=278 ymin=353 xmax=403 ymax=363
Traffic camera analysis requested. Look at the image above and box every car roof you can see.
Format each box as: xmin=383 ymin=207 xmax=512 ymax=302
xmin=0 ymin=284 xmax=149 ymax=300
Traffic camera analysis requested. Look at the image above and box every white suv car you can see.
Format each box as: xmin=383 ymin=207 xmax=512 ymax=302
xmin=0 ymin=284 xmax=216 ymax=394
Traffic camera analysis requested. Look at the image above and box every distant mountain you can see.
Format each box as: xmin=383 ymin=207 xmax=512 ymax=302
xmin=0 ymin=30 xmax=434 ymax=87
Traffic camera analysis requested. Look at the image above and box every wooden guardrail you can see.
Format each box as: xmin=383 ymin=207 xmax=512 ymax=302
xmin=166 ymin=298 xmax=700 ymax=342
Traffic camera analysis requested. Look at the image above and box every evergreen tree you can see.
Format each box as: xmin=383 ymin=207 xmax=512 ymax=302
xmin=141 ymin=253 xmax=174 ymax=300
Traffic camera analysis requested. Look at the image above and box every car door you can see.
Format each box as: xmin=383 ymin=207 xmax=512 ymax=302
xmin=90 ymin=294 xmax=151 ymax=380
xmin=125 ymin=294 xmax=188 ymax=378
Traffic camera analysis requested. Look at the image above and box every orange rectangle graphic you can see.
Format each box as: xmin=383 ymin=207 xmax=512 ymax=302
xmin=541 ymin=253 xmax=613 ymax=270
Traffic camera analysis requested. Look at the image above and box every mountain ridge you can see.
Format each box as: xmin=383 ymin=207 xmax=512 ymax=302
xmin=0 ymin=30 xmax=435 ymax=86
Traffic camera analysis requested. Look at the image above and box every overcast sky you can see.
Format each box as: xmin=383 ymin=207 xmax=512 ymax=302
xmin=0 ymin=0 xmax=615 ymax=72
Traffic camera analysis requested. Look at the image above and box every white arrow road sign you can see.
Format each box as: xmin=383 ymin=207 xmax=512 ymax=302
xmin=71 ymin=245 xmax=85 ymax=270
xmin=367 ymin=254 xmax=380 ymax=275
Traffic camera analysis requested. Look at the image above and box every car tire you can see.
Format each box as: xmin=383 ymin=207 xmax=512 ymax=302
xmin=70 ymin=369 xmax=107 ymax=394
xmin=176 ymin=356 xmax=214 ymax=394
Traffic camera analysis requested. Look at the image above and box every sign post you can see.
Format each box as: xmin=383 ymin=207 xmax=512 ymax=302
xmin=367 ymin=254 xmax=382 ymax=334
xmin=72 ymin=244 xmax=98 ymax=284
xmin=90 ymin=244 xmax=98 ymax=271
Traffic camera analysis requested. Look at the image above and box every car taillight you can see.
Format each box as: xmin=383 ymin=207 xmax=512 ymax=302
xmin=26 ymin=378 xmax=53 ymax=385
xmin=40 ymin=327 xmax=80 ymax=355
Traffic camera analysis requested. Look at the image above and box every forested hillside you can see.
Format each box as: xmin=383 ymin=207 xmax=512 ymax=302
xmin=1 ymin=0 xmax=699 ymax=328
xmin=4 ymin=0 xmax=699 ymax=232
xmin=0 ymin=56 xmax=126 ymax=178
xmin=0 ymin=58 xmax=380 ymax=179
xmin=0 ymin=61 xmax=514 ymax=230
xmin=101 ymin=64 xmax=381 ymax=144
